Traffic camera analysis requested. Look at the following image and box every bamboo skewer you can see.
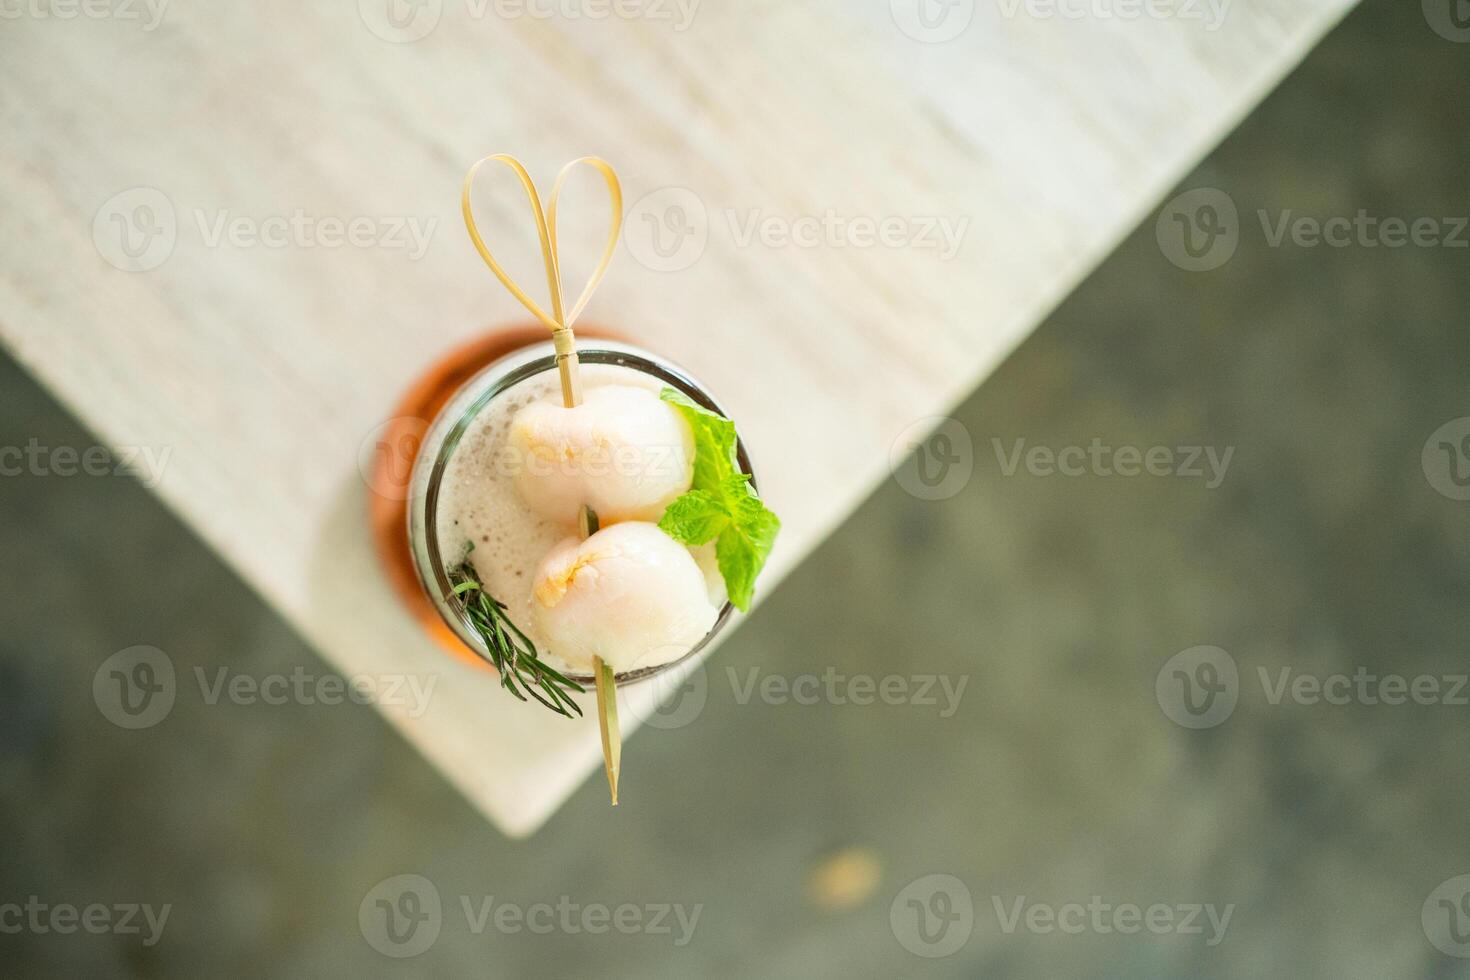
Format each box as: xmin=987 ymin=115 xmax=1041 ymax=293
xmin=552 ymin=249 xmax=620 ymax=807
xmin=593 ymin=655 xmax=620 ymax=805
xmin=462 ymin=154 xmax=625 ymax=805
xmin=574 ymin=461 xmax=618 ymax=804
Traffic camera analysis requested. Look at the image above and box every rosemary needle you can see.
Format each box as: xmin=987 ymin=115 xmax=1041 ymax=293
xmin=447 ymin=553 xmax=584 ymax=718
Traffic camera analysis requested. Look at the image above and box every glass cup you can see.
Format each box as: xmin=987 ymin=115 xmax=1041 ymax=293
xmin=405 ymin=338 xmax=753 ymax=685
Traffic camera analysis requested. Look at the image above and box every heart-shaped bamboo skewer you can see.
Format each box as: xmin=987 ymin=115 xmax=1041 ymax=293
xmin=462 ymin=154 xmax=625 ymax=804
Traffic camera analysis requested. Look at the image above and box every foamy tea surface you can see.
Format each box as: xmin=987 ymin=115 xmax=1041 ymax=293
xmin=435 ymin=363 xmax=721 ymax=672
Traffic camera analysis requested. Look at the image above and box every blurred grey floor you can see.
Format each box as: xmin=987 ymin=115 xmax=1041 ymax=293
xmin=4 ymin=1 xmax=1470 ymax=977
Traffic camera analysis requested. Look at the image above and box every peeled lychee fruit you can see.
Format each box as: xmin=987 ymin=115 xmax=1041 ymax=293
xmin=532 ymin=522 xmax=718 ymax=673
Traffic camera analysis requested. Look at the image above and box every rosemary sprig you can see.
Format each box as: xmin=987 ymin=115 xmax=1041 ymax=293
xmin=446 ymin=552 xmax=584 ymax=718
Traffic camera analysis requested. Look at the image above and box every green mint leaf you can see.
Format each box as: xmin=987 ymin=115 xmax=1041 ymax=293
xmin=661 ymin=387 xmax=738 ymax=491
xmin=660 ymin=388 xmax=780 ymax=611
xmin=718 ymin=471 xmax=753 ymax=498
xmin=714 ymin=496 xmax=781 ymax=612
xmin=658 ymin=489 xmax=731 ymax=545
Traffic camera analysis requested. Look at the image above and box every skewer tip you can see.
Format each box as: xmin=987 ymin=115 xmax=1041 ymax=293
xmin=593 ymin=654 xmax=621 ymax=806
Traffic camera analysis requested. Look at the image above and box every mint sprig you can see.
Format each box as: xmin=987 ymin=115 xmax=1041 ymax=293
xmin=658 ymin=388 xmax=779 ymax=612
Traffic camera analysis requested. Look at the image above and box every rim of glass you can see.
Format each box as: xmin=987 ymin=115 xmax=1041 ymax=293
xmin=415 ymin=340 xmax=753 ymax=686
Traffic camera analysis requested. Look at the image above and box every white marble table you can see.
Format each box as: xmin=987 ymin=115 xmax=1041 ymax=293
xmin=0 ymin=0 xmax=1356 ymax=835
